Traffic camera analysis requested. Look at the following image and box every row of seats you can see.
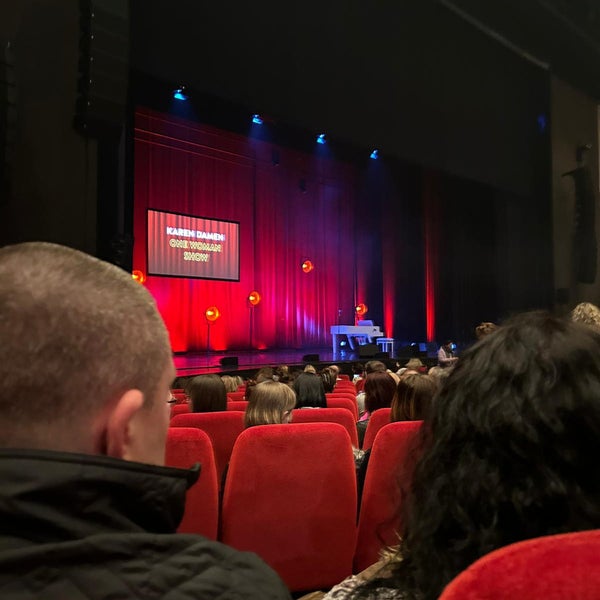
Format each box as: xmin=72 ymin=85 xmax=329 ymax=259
xmin=164 ymin=420 xmax=422 ymax=591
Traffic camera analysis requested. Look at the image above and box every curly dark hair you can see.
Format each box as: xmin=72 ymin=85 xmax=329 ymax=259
xmin=355 ymin=311 xmax=600 ymax=599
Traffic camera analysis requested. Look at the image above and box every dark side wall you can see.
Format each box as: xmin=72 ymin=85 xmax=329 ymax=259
xmin=0 ymin=0 xmax=97 ymax=253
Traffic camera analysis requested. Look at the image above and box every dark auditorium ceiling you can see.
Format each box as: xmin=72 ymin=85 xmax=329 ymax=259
xmin=132 ymin=0 xmax=600 ymax=103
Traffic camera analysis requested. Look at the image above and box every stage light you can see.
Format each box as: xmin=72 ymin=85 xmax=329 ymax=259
xmin=370 ymin=149 xmax=379 ymax=159
xmin=355 ymin=303 xmax=368 ymax=316
xmin=173 ymin=86 xmax=188 ymax=101
xmin=252 ymin=114 xmax=263 ymax=125
xmin=316 ymin=133 xmax=326 ymax=144
xmin=131 ymin=270 xmax=146 ymax=284
xmin=248 ymin=291 xmax=261 ymax=306
xmin=301 ymin=259 xmax=314 ymax=273
xmin=205 ymin=306 xmax=221 ymax=322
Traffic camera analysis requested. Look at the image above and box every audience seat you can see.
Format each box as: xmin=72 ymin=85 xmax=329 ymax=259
xmin=333 ymin=383 xmax=357 ymax=395
xmin=292 ymin=408 xmax=359 ymax=447
xmin=171 ymin=392 xmax=187 ymax=402
xmin=227 ymin=390 xmax=245 ymax=401
xmin=361 ymin=407 xmax=392 ymax=450
xmin=326 ymin=394 xmax=359 ymax=420
xmin=439 ymin=530 xmax=600 ymax=599
xmin=227 ymin=400 xmax=248 ymax=412
xmin=221 ymin=423 xmax=357 ymax=592
xmin=170 ymin=403 xmax=190 ymax=418
xmin=354 ymin=420 xmax=423 ymax=573
xmin=338 ymin=374 xmax=351 ymax=381
xmin=164 ymin=427 xmax=219 ymax=540
xmin=170 ymin=411 xmax=245 ymax=484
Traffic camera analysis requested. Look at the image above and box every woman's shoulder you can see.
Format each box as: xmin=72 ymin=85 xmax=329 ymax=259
xmin=320 ymin=574 xmax=403 ymax=599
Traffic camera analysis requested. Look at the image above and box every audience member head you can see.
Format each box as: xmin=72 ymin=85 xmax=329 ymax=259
xmin=404 ymin=358 xmax=425 ymax=374
xmin=475 ymin=321 xmax=498 ymax=340
xmin=328 ymin=364 xmax=340 ymax=378
xmin=254 ymin=366 xmax=275 ymax=383
xmin=220 ymin=375 xmax=238 ymax=393
xmin=364 ymin=311 xmax=600 ymax=600
xmin=187 ymin=374 xmax=227 ymax=413
xmin=320 ymin=367 xmax=337 ymax=393
xmin=0 ymin=242 xmax=173 ymax=465
xmin=571 ymin=301 xmax=600 ymax=331
xmin=292 ymin=372 xmax=326 ymax=408
xmin=364 ymin=360 xmax=387 ymax=375
xmin=274 ymin=364 xmax=290 ymax=384
xmin=303 ymin=364 xmax=317 ymax=374
xmin=391 ymin=373 xmax=437 ymax=422
xmin=427 ymin=365 xmax=450 ymax=386
xmin=244 ymin=380 xmax=296 ymax=427
xmin=363 ymin=371 xmax=397 ymax=414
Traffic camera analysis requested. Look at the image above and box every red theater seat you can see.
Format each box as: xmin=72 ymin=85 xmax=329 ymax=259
xmin=338 ymin=374 xmax=351 ymax=381
xmin=354 ymin=420 xmax=423 ymax=573
xmin=170 ymin=411 xmax=245 ymax=484
xmin=227 ymin=391 xmax=245 ymax=401
xmin=221 ymin=423 xmax=357 ymax=592
xmin=439 ymin=530 xmax=600 ymax=600
xmin=164 ymin=427 xmax=218 ymax=540
xmin=227 ymin=400 xmax=248 ymax=412
xmin=326 ymin=394 xmax=358 ymax=421
xmin=292 ymin=408 xmax=359 ymax=447
xmin=361 ymin=407 xmax=392 ymax=450
xmin=170 ymin=403 xmax=190 ymax=418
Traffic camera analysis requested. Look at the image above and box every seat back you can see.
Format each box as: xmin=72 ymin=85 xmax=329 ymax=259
xmin=164 ymin=427 xmax=218 ymax=540
xmin=227 ymin=400 xmax=248 ymax=412
xmin=170 ymin=403 xmax=190 ymax=418
xmin=292 ymin=407 xmax=359 ymax=447
xmin=170 ymin=411 xmax=245 ymax=483
xmin=354 ymin=420 xmax=423 ymax=572
xmin=326 ymin=395 xmax=358 ymax=421
xmin=338 ymin=374 xmax=351 ymax=381
xmin=361 ymin=407 xmax=392 ymax=450
xmin=221 ymin=423 xmax=357 ymax=591
xmin=333 ymin=383 xmax=357 ymax=394
xmin=227 ymin=390 xmax=245 ymax=401
xmin=439 ymin=530 xmax=600 ymax=600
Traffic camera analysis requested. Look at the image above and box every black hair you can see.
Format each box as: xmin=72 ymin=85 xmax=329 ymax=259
xmin=356 ymin=311 xmax=600 ymax=600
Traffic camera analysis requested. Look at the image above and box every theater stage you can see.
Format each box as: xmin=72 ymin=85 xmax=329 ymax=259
xmin=173 ymin=346 xmax=435 ymax=380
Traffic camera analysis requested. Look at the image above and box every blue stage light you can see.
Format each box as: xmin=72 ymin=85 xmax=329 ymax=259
xmin=173 ymin=86 xmax=188 ymax=101
xmin=317 ymin=133 xmax=326 ymax=144
xmin=252 ymin=114 xmax=263 ymax=125
xmin=370 ymin=149 xmax=379 ymax=159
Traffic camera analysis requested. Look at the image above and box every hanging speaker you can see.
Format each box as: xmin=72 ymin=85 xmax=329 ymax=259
xmin=74 ymin=0 xmax=129 ymax=137
xmin=0 ymin=39 xmax=16 ymax=194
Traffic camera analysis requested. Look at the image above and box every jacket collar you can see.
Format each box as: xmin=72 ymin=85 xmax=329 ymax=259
xmin=0 ymin=449 xmax=200 ymax=549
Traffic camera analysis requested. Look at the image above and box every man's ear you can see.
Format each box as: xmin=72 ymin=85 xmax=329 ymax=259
xmin=104 ymin=389 xmax=145 ymax=460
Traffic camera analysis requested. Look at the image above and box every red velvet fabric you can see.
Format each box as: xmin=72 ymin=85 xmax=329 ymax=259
xmin=170 ymin=403 xmax=190 ymax=418
xmin=325 ymin=395 xmax=359 ymax=421
xmin=292 ymin=408 xmax=359 ymax=448
xmin=227 ymin=391 xmax=245 ymax=401
xmin=221 ymin=423 xmax=357 ymax=592
xmin=226 ymin=400 xmax=248 ymax=412
xmin=170 ymin=411 xmax=245 ymax=484
xmin=439 ymin=530 xmax=600 ymax=599
xmin=354 ymin=420 xmax=423 ymax=573
xmin=133 ymin=107 xmax=359 ymax=352
xmin=361 ymin=407 xmax=392 ymax=451
xmin=164 ymin=427 xmax=219 ymax=540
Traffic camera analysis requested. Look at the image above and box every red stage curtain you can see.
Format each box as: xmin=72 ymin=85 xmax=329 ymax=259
xmin=133 ymin=108 xmax=358 ymax=352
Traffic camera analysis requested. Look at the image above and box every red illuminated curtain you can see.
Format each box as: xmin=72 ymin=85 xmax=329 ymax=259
xmin=133 ymin=108 xmax=357 ymax=352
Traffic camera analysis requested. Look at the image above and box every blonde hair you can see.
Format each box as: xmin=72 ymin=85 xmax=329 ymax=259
xmin=571 ymin=302 xmax=600 ymax=330
xmin=244 ymin=380 xmax=297 ymax=427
